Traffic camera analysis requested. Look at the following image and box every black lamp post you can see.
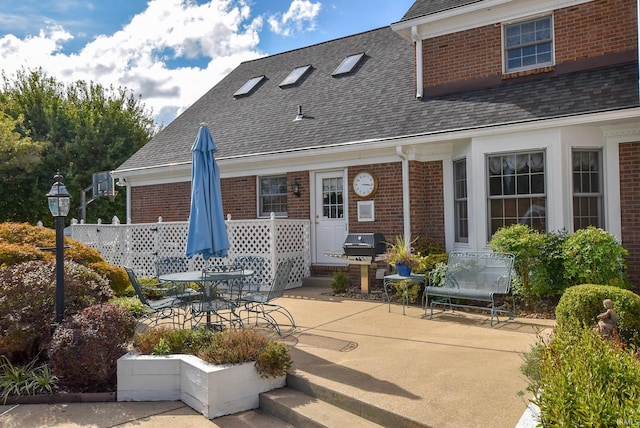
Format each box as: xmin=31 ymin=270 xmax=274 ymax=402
xmin=47 ymin=172 xmax=71 ymax=323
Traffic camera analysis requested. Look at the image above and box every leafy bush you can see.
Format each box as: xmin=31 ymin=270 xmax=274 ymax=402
xmin=330 ymin=270 xmax=350 ymax=293
xmin=90 ymin=261 xmax=130 ymax=296
xmin=555 ymin=284 xmax=640 ymax=345
xmin=0 ymin=260 xmax=114 ymax=364
xmin=524 ymin=325 xmax=640 ymax=426
xmin=133 ymin=326 xmax=215 ymax=355
xmin=413 ymin=253 xmax=448 ymax=274
xmin=0 ymin=356 xmax=58 ymax=403
xmin=562 ymin=226 xmax=629 ymax=287
xmin=0 ymin=242 xmax=46 ymax=267
xmin=47 ymin=303 xmax=136 ymax=392
xmin=531 ymin=229 xmax=569 ymax=297
xmin=489 ymin=224 xmax=544 ymax=302
xmin=0 ymin=222 xmax=103 ymax=267
xmin=110 ymin=296 xmax=150 ymax=318
xmin=134 ymin=327 xmax=292 ymax=379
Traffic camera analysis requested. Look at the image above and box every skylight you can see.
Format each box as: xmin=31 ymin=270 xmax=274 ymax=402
xmin=332 ymin=53 xmax=365 ymax=76
xmin=233 ymin=75 xmax=265 ymax=97
xmin=279 ymin=65 xmax=311 ymax=87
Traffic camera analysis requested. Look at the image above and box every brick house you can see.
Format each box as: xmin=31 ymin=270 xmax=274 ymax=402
xmin=113 ymin=0 xmax=640 ymax=285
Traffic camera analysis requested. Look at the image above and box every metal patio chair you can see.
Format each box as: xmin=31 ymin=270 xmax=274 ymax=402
xmin=188 ymin=267 xmax=244 ymax=331
xmin=233 ymin=255 xmax=269 ymax=296
xmin=240 ymin=258 xmax=295 ymax=335
xmin=124 ymin=267 xmax=197 ymax=327
xmin=154 ymin=256 xmax=188 ymax=276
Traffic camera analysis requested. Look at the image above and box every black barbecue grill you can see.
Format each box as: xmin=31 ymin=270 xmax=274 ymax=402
xmin=343 ymin=233 xmax=386 ymax=258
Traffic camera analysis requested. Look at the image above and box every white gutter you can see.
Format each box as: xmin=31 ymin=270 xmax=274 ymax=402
xmin=396 ymin=145 xmax=411 ymax=241
xmin=412 ymin=26 xmax=424 ymax=99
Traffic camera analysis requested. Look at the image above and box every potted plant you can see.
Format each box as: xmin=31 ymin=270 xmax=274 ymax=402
xmin=386 ymin=235 xmax=418 ymax=276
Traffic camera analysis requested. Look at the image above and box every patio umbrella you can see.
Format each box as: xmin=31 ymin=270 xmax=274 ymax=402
xmin=185 ymin=125 xmax=230 ymax=259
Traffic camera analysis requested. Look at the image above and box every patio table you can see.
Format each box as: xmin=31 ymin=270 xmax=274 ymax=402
xmin=159 ymin=269 xmax=253 ymax=329
xmin=383 ymin=273 xmax=427 ymax=315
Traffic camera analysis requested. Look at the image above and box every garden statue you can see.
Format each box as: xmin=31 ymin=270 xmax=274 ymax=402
xmin=594 ymin=298 xmax=618 ymax=338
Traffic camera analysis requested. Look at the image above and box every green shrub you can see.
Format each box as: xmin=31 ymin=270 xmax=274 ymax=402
xmin=91 ymin=262 xmax=130 ymax=296
xmin=330 ymin=270 xmax=350 ymax=293
xmin=134 ymin=327 xmax=292 ymax=379
xmin=489 ymin=224 xmax=544 ymax=302
xmin=531 ymin=229 xmax=569 ymax=297
xmin=412 ymin=235 xmax=444 ymax=256
xmin=562 ymin=226 xmax=629 ymax=287
xmin=0 ymin=222 xmax=103 ymax=266
xmin=525 ymin=325 xmax=640 ymax=426
xmin=0 ymin=356 xmax=58 ymax=402
xmin=0 ymin=260 xmax=114 ymax=364
xmin=110 ymin=296 xmax=150 ymax=318
xmin=413 ymin=253 xmax=448 ymax=274
xmin=555 ymin=284 xmax=640 ymax=345
xmin=47 ymin=303 xmax=136 ymax=393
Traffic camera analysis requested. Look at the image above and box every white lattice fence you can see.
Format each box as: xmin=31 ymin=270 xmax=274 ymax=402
xmin=69 ymin=217 xmax=310 ymax=288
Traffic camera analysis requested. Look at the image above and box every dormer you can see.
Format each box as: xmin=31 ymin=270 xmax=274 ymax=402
xmin=392 ymin=0 xmax=637 ymax=97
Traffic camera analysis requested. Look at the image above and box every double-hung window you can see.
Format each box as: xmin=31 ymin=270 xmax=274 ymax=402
xmin=572 ymin=149 xmax=603 ymax=230
xmin=453 ymin=159 xmax=468 ymax=242
xmin=504 ymin=16 xmax=553 ymax=73
xmin=259 ymin=176 xmax=287 ymax=217
xmin=488 ymin=151 xmax=546 ymax=236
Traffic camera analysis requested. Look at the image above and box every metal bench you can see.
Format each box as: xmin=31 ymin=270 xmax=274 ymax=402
xmin=423 ymin=252 xmax=515 ymax=326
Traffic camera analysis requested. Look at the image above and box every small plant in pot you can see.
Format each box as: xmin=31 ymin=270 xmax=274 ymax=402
xmin=386 ymin=235 xmax=419 ymax=276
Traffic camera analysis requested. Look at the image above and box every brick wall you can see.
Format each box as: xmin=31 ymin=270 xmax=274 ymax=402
xmin=409 ymin=160 xmax=445 ymax=248
xmin=423 ymin=0 xmax=637 ymax=89
xmin=131 ymin=182 xmax=190 ymax=223
xmin=619 ymin=142 xmax=640 ymax=289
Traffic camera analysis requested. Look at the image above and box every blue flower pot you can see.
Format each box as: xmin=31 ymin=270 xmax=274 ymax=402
xmin=396 ymin=262 xmax=411 ymax=276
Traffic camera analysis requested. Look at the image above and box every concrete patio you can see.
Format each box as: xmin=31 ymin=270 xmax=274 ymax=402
xmin=0 ymin=284 xmax=554 ymax=427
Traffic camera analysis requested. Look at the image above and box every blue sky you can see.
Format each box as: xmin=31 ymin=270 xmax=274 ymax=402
xmin=0 ymin=0 xmax=414 ymax=126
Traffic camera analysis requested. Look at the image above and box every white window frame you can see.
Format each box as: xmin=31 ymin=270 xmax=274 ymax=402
xmin=453 ymin=158 xmax=468 ymax=243
xmin=503 ymin=15 xmax=554 ymax=74
xmin=571 ymin=148 xmax=604 ymax=230
xmin=258 ymin=175 xmax=288 ymax=217
xmin=486 ymin=150 xmax=547 ymax=238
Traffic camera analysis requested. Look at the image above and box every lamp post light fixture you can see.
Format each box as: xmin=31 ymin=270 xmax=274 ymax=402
xmin=47 ymin=172 xmax=71 ymax=323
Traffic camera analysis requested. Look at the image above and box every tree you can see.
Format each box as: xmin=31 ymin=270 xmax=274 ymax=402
xmin=0 ymin=109 xmax=48 ymax=176
xmin=0 ymin=68 xmax=156 ymax=225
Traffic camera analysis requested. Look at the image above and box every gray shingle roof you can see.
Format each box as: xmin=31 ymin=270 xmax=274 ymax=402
xmin=400 ymin=0 xmax=484 ymax=21
xmin=116 ymin=25 xmax=639 ymax=173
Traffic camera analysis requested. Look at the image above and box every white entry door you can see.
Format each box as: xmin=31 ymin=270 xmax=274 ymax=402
xmin=314 ymin=171 xmax=348 ymax=265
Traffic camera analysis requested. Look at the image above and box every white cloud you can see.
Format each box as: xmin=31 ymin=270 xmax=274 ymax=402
xmin=0 ymin=0 xmax=265 ymax=126
xmin=268 ymin=0 xmax=321 ymax=36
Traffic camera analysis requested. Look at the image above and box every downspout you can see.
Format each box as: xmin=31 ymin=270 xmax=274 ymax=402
xmin=396 ymin=146 xmax=411 ymax=241
xmin=412 ymin=26 xmax=424 ymax=99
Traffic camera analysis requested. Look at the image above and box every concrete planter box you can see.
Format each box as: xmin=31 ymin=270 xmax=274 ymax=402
xmin=117 ymin=353 xmax=286 ymax=419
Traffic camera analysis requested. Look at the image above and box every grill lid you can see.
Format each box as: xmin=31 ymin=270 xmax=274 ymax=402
xmin=343 ymin=233 xmax=385 ymax=256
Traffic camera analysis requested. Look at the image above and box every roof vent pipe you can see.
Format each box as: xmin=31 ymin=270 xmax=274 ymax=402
xmin=294 ymin=105 xmax=305 ymax=121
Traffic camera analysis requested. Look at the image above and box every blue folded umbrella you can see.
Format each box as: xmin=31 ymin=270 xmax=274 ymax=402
xmin=186 ymin=125 xmax=230 ymax=259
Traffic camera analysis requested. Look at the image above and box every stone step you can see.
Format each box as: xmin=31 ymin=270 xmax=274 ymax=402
xmin=284 ymin=373 xmax=430 ymax=428
xmin=260 ymin=387 xmax=384 ymax=427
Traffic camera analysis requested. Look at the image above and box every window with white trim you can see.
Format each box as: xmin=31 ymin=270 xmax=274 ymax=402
xmin=259 ymin=176 xmax=287 ymax=217
xmin=488 ymin=151 xmax=546 ymax=236
xmin=504 ymin=16 xmax=553 ymax=73
xmin=322 ymin=177 xmax=344 ymax=219
xmin=572 ymin=149 xmax=603 ymax=230
xmin=453 ymin=158 xmax=468 ymax=242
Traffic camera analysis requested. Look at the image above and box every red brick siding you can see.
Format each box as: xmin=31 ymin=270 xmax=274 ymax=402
xmin=220 ymin=176 xmax=256 ymax=220
xmin=423 ymin=0 xmax=637 ymax=88
xmin=348 ymin=163 xmax=405 ymax=237
xmin=409 ymin=160 xmax=445 ymax=248
xmin=287 ymin=172 xmax=311 ymax=219
xmin=619 ymin=142 xmax=640 ymax=289
xmin=131 ymin=182 xmax=190 ymax=223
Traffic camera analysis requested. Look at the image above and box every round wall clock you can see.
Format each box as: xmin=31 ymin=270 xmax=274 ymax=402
xmin=353 ymin=171 xmax=378 ymax=199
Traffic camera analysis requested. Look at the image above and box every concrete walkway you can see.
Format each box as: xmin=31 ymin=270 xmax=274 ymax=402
xmin=0 ymin=286 xmax=554 ymax=428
